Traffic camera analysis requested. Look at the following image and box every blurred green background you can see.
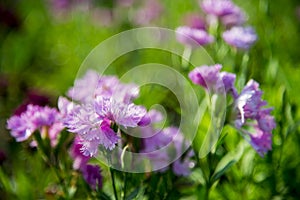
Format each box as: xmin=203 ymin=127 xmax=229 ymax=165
xmin=0 ymin=0 xmax=300 ymax=199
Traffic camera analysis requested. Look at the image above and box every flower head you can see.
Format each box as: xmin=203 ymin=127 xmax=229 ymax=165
xmin=234 ymin=80 xmax=265 ymax=124
xmin=189 ymin=64 xmax=236 ymax=94
xmin=176 ymin=26 xmax=214 ymax=47
xmin=201 ymin=0 xmax=236 ymax=17
xmin=140 ymin=110 xmax=194 ymax=176
xmin=133 ymin=0 xmax=163 ymax=25
xmin=70 ymin=137 xmax=90 ymax=170
xmin=62 ymin=71 xmax=149 ymax=157
xmin=222 ymin=26 xmax=257 ymax=50
xmin=232 ymin=80 xmax=275 ymax=156
xmin=183 ymin=13 xmax=207 ymax=30
xmin=67 ymin=70 xmax=139 ymax=104
xmin=249 ymin=127 xmax=272 ymax=157
xmin=220 ymin=6 xmax=246 ymax=27
xmin=63 ymin=103 xmax=119 ymax=156
xmin=7 ymin=104 xmax=63 ymax=145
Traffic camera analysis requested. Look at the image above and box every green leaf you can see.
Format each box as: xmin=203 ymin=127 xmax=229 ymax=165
xmin=211 ymin=141 xmax=245 ymax=183
xmin=0 ymin=167 xmax=13 ymax=194
xmin=125 ymin=187 xmax=140 ymax=200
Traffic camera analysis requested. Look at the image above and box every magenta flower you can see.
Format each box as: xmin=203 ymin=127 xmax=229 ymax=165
xmin=70 ymin=137 xmax=90 ymax=170
xmin=183 ymin=13 xmax=207 ymax=30
xmin=176 ymin=26 xmax=214 ymax=47
xmin=62 ymin=71 xmax=149 ymax=157
xmin=7 ymin=105 xmax=63 ymax=145
xmin=201 ymin=0 xmax=236 ymax=17
xmin=222 ymin=26 xmax=257 ymax=50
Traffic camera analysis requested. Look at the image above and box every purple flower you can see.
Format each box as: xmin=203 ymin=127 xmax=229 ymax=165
xmin=219 ymin=72 xmax=237 ymax=93
xmin=67 ymin=70 xmax=100 ymax=103
xmin=82 ymin=164 xmax=102 ymax=190
xmin=63 ymin=103 xmax=119 ymax=156
xmin=70 ymin=137 xmax=102 ymax=190
xmin=232 ymin=80 xmax=275 ymax=156
xmin=201 ymin=0 xmax=236 ymax=17
xmin=63 ymin=71 xmax=149 ymax=157
xmin=189 ymin=64 xmax=222 ymax=88
xmin=70 ymin=137 xmax=90 ymax=170
xmin=133 ymin=0 xmax=163 ymax=25
xmin=220 ymin=6 xmax=246 ymax=27
xmin=257 ymin=109 xmax=276 ymax=132
xmin=7 ymin=115 xmax=33 ymax=142
xmin=222 ymin=26 xmax=257 ymax=50
xmin=234 ymin=80 xmax=265 ymax=124
xmin=7 ymin=105 xmax=63 ymax=145
xmin=58 ymin=96 xmax=75 ymax=117
xmin=189 ymin=64 xmax=236 ymax=94
xmin=176 ymin=26 xmax=214 ymax=47
xmin=94 ymin=96 xmax=148 ymax=128
xmin=249 ymin=127 xmax=272 ymax=157
xmin=189 ymin=65 xmax=275 ymax=157
xmin=140 ymin=114 xmax=195 ymax=176
xmin=183 ymin=13 xmax=207 ymax=30
xmin=67 ymin=70 xmax=139 ymax=104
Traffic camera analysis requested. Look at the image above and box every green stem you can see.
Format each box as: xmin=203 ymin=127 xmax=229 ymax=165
xmin=182 ymin=46 xmax=192 ymax=69
xmin=122 ymin=172 xmax=128 ymax=200
xmin=34 ymin=133 xmax=69 ymax=198
xmin=237 ymin=53 xmax=249 ymax=89
xmin=204 ymin=184 xmax=211 ymax=200
xmin=110 ymin=168 xmax=119 ymax=200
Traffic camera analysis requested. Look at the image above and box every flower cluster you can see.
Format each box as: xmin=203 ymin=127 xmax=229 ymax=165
xmin=140 ymin=110 xmax=195 ymax=176
xmin=60 ymin=70 xmax=149 ymax=157
xmin=189 ymin=64 xmax=275 ymax=156
xmin=7 ymin=104 xmax=63 ymax=146
xmin=176 ymin=0 xmax=257 ymax=50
